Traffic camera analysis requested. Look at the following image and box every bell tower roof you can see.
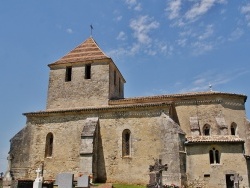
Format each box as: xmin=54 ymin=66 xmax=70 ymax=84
xmin=49 ymin=37 xmax=110 ymax=67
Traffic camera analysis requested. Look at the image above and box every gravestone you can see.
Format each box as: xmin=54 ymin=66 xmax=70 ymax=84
xmin=230 ymin=173 xmax=243 ymax=188
xmin=147 ymin=159 xmax=168 ymax=188
xmin=33 ymin=168 xmax=43 ymax=188
xmin=76 ymin=175 xmax=89 ymax=188
xmin=55 ymin=173 xmax=74 ymax=188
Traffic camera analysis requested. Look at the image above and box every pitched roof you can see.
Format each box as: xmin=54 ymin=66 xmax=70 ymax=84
xmin=49 ymin=37 xmax=110 ymax=66
xmin=23 ymin=102 xmax=172 ymax=116
xmin=109 ymin=91 xmax=247 ymax=105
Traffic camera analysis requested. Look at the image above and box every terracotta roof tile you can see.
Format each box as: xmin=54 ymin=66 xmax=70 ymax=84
xmin=109 ymin=91 xmax=247 ymax=105
xmin=23 ymin=102 xmax=172 ymax=116
xmin=186 ymin=135 xmax=244 ymax=143
xmin=49 ymin=37 xmax=110 ymax=66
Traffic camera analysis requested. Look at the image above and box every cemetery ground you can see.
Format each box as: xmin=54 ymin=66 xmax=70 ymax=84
xmin=0 ymin=181 xmax=145 ymax=188
xmin=112 ymin=184 xmax=145 ymax=188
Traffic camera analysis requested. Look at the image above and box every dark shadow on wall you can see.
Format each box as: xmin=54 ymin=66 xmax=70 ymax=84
xmin=93 ymin=121 xmax=107 ymax=183
xmin=169 ymin=104 xmax=180 ymax=125
xmin=9 ymin=125 xmax=33 ymax=180
xmin=246 ymin=158 xmax=250 ymax=187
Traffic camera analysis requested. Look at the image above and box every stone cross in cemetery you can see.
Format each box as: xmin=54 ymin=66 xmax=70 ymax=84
xmin=33 ymin=167 xmax=43 ymax=188
xmin=230 ymin=173 xmax=243 ymax=188
xmin=147 ymin=159 xmax=168 ymax=188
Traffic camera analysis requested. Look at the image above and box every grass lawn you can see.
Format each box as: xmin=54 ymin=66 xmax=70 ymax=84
xmin=113 ymin=184 xmax=145 ymax=188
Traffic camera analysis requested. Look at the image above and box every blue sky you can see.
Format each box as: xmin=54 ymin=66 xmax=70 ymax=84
xmin=0 ymin=0 xmax=250 ymax=172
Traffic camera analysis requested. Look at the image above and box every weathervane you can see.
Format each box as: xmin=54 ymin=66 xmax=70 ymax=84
xmin=90 ymin=24 xmax=93 ymax=36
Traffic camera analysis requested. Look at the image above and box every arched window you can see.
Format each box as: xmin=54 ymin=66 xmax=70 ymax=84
xmin=45 ymin=133 xmax=54 ymax=157
xmin=122 ymin=129 xmax=131 ymax=157
xmin=209 ymin=148 xmax=220 ymax=164
xmin=231 ymin=122 xmax=237 ymax=135
xmin=203 ymin=124 xmax=210 ymax=136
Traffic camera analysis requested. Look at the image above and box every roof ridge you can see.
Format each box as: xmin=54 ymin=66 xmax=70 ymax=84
xmin=49 ymin=37 xmax=110 ymax=66
xmin=89 ymin=37 xmax=110 ymax=58
xmin=109 ymin=91 xmax=247 ymax=102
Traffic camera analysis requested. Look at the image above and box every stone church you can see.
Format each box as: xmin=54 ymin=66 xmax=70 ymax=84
xmin=4 ymin=37 xmax=250 ymax=187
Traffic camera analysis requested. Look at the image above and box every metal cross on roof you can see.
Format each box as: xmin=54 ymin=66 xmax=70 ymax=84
xmin=90 ymin=24 xmax=94 ymax=36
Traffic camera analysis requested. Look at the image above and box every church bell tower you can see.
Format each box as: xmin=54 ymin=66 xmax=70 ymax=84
xmin=46 ymin=37 xmax=125 ymax=110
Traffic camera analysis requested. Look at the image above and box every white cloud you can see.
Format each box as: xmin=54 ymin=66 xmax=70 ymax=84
xmin=184 ymin=69 xmax=250 ymax=92
xmin=116 ymin=31 xmax=127 ymax=41
xmin=198 ymin=24 xmax=214 ymax=40
xmin=130 ymin=15 xmax=159 ymax=44
xmin=179 ymin=28 xmax=196 ymax=37
xmin=241 ymin=3 xmax=250 ymax=14
xmin=228 ymin=28 xmax=244 ymax=41
xmin=125 ymin=0 xmax=137 ymax=6
xmin=66 ymin=28 xmax=73 ymax=34
xmin=191 ymin=41 xmax=213 ymax=55
xmin=107 ymin=39 xmax=172 ymax=58
xmin=145 ymin=49 xmax=157 ymax=56
xmin=130 ymin=43 xmax=141 ymax=54
xmin=156 ymin=42 xmax=173 ymax=55
xmin=185 ymin=0 xmax=227 ymax=21
xmin=177 ymin=38 xmax=187 ymax=47
xmin=166 ymin=0 xmax=227 ymax=27
xmin=193 ymin=78 xmax=206 ymax=85
xmin=176 ymin=24 xmax=215 ymax=54
xmin=116 ymin=16 xmax=123 ymax=21
xmin=166 ymin=0 xmax=182 ymax=20
xmin=134 ymin=3 xmax=142 ymax=11
xmin=125 ymin=0 xmax=142 ymax=11
xmin=107 ymin=43 xmax=141 ymax=58
xmin=241 ymin=3 xmax=250 ymax=26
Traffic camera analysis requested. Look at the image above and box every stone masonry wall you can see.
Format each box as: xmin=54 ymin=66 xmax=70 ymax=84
xmin=9 ymin=126 xmax=33 ymax=179
xmin=186 ymin=143 xmax=248 ymax=188
xmin=9 ymin=93 xmax=249 ymax=187
xmin=109 ymin=63 xmax=124 ymax=100
xmin=10 ymin=105 xmax=185 ymax=185
xmin=46 ymin=62 xmax=110 ymax=110
xmin=159 ymin=113 xmax=186 ymax=186
xmin=175 ymin=95 xmax=249 ymax=153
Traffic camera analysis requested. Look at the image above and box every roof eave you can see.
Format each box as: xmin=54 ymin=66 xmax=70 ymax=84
xmin=47 ymin=57 xmax=112 ymax=68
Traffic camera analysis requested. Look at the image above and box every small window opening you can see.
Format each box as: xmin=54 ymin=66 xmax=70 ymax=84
xmin=45 ymin=133 xmax=54 ymax=157
xmin=209 ymin=148 xmax=220 ymax=164
xmin=85 ymin=64 xmax=91 ymax=79
xmin=226 ymin=174 xmax=234 ymax=188
xmin=122 ymin=129 xmax=131 ymax=157
xmin=231 ymin=123 xmax=237 ymax=135
xmin=215 ymin=150 xmax=220 ymax=163
xmin=65 ymin=67 xmax=72 ymax=82
xmin=204 ymin=125 xmax=210 ymax=136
